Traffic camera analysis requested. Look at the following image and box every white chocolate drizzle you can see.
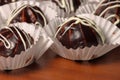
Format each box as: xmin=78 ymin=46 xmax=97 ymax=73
xmin=95 ymin=0 xmax=120 ymax=25
xmin=55 ymin=16 xmax=105 ymax=44
xmin=0 ymin=26 xmax=32 ymax=50
xmin=7 ymin=4 xmax=47 ymax=26
xmin=52 ymin=0 xmax=78 ymax=13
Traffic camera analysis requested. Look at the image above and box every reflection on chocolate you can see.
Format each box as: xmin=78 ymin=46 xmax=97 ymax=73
xmin=94 ymin=0 xmax=120 ymax=28
xmin=7 ymin=5 xmax=47 ymax=27
xmin=52 ymin=0 xmax=81 ymax=13
xmin=55 ymin=16 xmax=104 ymax=49
xmin=0 ymin=26 xmax=34 ymax=57
xmin=0 ymin=0 xmax=18 ymax=6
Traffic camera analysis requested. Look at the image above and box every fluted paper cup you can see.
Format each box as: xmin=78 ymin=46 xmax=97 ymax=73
xmin=76 ymin=3 xmax=97 ymax=15
xmin=39 ymin=0 xmax=96 ymax=18
xmin=44 ymin=14 xmax=119 ymax=60
xmin=39 ymin=0 xmax=66 ymax=18
xmin=0 ymin=22 xmax=53 ymax=70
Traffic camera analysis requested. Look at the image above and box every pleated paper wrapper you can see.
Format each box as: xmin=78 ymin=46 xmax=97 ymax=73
xmin=75 ymin=3 xmax=97 ymax=15
xmin=44 ymin=14 xmax=119 ymax=60
xmin=39 ymin=0 xmax=99 ymax=18
xmin=0 ymin=22 xmax=53 ymax=70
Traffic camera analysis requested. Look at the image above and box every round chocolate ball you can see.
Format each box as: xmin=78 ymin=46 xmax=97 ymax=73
xmin=55 ymin=16 xmax=105 ymax=49
xmin=0 ymin=0 xmax=18 ymax=6
xmin=0 ymin=26 xmax=34 ymax=57
xmin=94 ymin=0 xmax=120 ymax=28
xmin=7 ymin=5 xmax=47 ymax=27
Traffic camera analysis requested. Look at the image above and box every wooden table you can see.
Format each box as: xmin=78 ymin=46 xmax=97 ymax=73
xmin=0 ymin=46 xmax=120 ymax=80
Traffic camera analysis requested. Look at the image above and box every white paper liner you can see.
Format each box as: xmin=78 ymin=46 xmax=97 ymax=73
xmin=44 ymin=14 xmax=119 ymax=60
xmin=39 ymin=0 xmax=100 ymax=18
xmin=0 ymin=22 xmax=53 ymax=70
xmin=75 ymin=3 xmax=97 ymax=15
xmin=39 ymin=0 xmax=95 ymax=18
xmin=86 ymin=0 xmax=101 ymax=4
xmin=39 ymin=1 xmax=66 ymax=18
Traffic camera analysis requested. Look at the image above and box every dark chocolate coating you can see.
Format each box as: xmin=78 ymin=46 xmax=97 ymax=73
xmin=0 ymin=0 xmax=18 ymax=6
xmin=0 ymin=26 xmax=34 ymax=57
xmin=56 ymin=17 xmax=102 ymax=49
xmin=94 ymin=0 xmax=120 ymax=28
xmin=9 ymin=6 xmax=47 ymax=27
xmin=52 ymin=0 xmax=81 ymax=12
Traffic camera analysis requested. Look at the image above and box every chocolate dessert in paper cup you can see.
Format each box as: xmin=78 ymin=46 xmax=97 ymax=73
xmin=0 ymin=22 xmax=53 ymax=70
xmin=93 ymin=0 xmax=120 ymax=29
xmin=0 ymin=0 xmax=56 ymax=27
xmin=39 ymin=0 xmax=94 ymax=18
xmin=44 ymin=14 xmax=119 ymax=60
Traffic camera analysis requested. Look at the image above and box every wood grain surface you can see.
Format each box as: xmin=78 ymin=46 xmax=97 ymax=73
xmin=0 ymin=46 xmax=120 ymax=80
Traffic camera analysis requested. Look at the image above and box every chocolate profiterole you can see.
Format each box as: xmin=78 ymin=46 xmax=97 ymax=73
xmin=52 ymin=0 xmax=81 ymax=13
xmin=55 ymin=16 xmax=105 ymax=49
xmin=0 ymin=0 xmax=18 ymax=6
xmin=7 ymin=4 xmax=47 ymax=27
xmin=0 ymin=26 xmax=34 ymax=57
xmin=94 ymin=0 xmax=120 ymax=28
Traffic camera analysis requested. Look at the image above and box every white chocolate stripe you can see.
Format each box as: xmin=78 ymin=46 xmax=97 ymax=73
xmin=7 ymin=4 xmax=47 ymax=26
xmin=54 ymin=0 xmax=69 ymax=12
xmin=99 ymin=5 xmax=120 ymax=17
xmin=106 ymin=14 xmax=120 ymax=25
xmin=53 ymin=0 xmax=76 ymax=12
xmin=30 ymin=6 xmax=47 ymax=26
xmin=69 ymin=0 xmax=74 ymax=12
xmin=0 ymin=26 xmax=30 ymax=50
xmin=54 ymin=0 xmax=66 ymax=8
xmin=11 ymin=26 xmax=32 ymax=49
xmin=0 ymin=34 xmax=11 ymax=49
xmin=11 ymin=4 xmax=27 ymax=16
xmin=6 ymin=27 xmax=18 ymax=39
xmin=12 ymin=26 xmax=27 ymax=50
xmin=55 ymin=17 xmax=105 ymax=44
xmin=7 ymin=4 xmax=28 ymax=25
xmin=106 ymin=14 xmax=117 ymax=20
xmin=19 ymin=28 xmax=31 ymax=47
xmin=5 ymin=27 xmax=27 ymax=50
xmin=100 ymin=1 xmax=120 ymax=7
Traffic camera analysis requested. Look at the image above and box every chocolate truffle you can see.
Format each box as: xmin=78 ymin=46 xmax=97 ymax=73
xmin=7 ymin=5 xmax=47 ymax=27
xmin=52 ymin=0 xmax=81 ymax=13
xmin=55 ymin=16 xmax=105 ymax=49
xmin=0 ymin=26 xmax=34 ymax=57
xmin=0 ymin=0 xmax=18 ymax=6
xmin=94 ymin=0 xmax=120 ymax=28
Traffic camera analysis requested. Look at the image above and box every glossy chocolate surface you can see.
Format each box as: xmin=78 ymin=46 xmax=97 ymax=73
xmin=52 ymin=0 xmax=81 ymax=13
xmin=56 ymin=17 xmax=103 ymax=49
xmin=0 ymin=0 xmax=18 ymax=6
xmin=0 ymin=26 xmax=34 ymax=57
xmin=94 ymin=0 xmax=120 ymax=28
xmin=8 ymin=5 xmax=47 ymax=27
